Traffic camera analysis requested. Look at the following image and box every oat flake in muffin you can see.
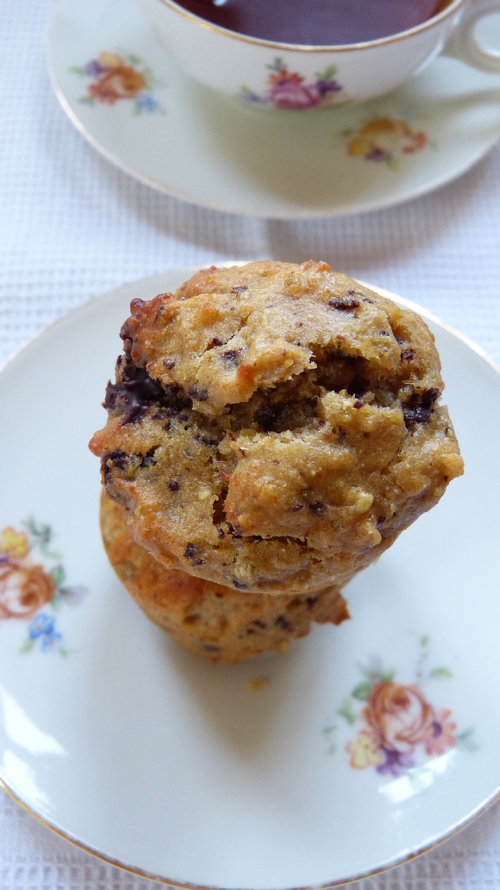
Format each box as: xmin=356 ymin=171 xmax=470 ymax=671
xmin=89 ymin=261 xmax=464 ymax=595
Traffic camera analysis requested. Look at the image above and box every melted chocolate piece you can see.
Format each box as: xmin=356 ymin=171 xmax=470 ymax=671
xmin=102 ymin=450 xmax=128 ymax=481
xmin=104 ymin=363 xmax=190 ymax=425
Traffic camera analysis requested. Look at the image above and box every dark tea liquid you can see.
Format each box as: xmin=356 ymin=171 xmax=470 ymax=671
xmin=174 ymin=0 xmax=450 ymax=45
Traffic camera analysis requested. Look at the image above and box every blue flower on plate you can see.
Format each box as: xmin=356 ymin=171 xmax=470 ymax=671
xmin=135 ymin=91 xmax=160 ymax=113
xmin=28 ymin=613 xmax=62 ymax=652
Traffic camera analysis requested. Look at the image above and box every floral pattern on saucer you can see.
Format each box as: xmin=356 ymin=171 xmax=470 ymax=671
xmin=240 ymin=58 xmax=348 ymax=110
xmin=0 ymin=519 xmax=87 ymax=656
xmin=341 ymin=113 xmax=429 ymax=168
xmin=324 ymin=635 xmax=478 ymax=775
xmin=70 ymin=52 xmax=165 ymax=114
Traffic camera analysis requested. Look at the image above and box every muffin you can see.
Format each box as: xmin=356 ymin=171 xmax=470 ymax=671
xmin=90 ymin=260 xmax=464 ymax=596
xmin=100 ymin=490 xmax=349 ymax=662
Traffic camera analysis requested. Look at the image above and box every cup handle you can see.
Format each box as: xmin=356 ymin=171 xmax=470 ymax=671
xmin=442 ymin=0 xmax=500 ymax=72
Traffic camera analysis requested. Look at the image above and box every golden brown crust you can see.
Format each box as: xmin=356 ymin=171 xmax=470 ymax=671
xmin=100 ymin=491 xmax=349 ymax=663
xmin=90 ymin=261 xmax=464 ymax=595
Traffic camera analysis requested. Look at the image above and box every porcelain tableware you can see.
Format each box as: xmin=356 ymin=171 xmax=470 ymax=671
xmin=1 ymin=268 xmax=500 ymax=889
xmin=47 ymin=0 xmax=500 ymax=218
xmin=139 ymin=0 xmax=500 ymax=109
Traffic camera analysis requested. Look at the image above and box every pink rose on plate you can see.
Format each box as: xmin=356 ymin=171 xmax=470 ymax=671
xmin=267 ymin=71 xmax=320 ymax=110
xmin=363 ymin=681 xmax=435 ymax=755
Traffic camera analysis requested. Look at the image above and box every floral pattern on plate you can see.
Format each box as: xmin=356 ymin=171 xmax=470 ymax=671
xmin=0 ymin=519 xmax=87 ymax=656
xmin=240 ymin=58 xmax=348 ymax=110
xmin=70 ymin=52 xmax=165 ymax=114
xmin=341 ymin=113 xmax=429 ymax=167
xmin=324 ymin=635 xmax=477 ymax=775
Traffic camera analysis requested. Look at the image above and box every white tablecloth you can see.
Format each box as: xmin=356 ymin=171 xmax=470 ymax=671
xmin=1 ymin=1 xmax=500 ymax=887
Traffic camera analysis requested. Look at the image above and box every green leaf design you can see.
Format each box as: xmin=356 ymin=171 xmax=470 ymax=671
xmin=456 ymin=728 xmax=479 ymax=752
xmin=24 ymin=517 xmax=60 ymax=558
xmin=50 ymin=593 xmax=63 ymax=613
xmin=352 ymin=681 xmax=373 ymax=701
xmin=127 ymin=54 xmax=142 ymax=65
xmin=430 ymin=667 xmax=453 ymax=680
xmin=319 ymin=63 xmax=337 ymax=81
xmin=379 ymin=667 xmax=396 ymax=682
xmin=69 ymin=65 xmax=85 ymax=75
xmin=19 ymin=638 xmax=35 ymax=655
xmin=337 ymin=698 xmax=357 ymax=724
xmin=79 ymin=96 xmax=95 ymax=105
xmin=268 ymin=57 xmax=284 ymax=73
xmin=50 ymin=564 xmax=66 ymax=587
xmin=420 ymin=635 xmax=430 ymax=647
xmin=58 ymin=647 xmax=69 ymax=659
xmin=322 ymin=723 xmax=337 ymax=736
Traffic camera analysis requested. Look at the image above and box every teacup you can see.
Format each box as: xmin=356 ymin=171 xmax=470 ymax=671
xmin=139 ymin=0 xmax=500 ymax=110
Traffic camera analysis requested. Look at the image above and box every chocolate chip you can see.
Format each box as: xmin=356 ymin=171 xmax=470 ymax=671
xmin=255 ymin=405 xmax=277 ymax=430
xmin=306 ymin=596 xmax=318 ymax=610
xmin=217 ymin=528 xmax=225 ymax=539
xmin=199 ymin=434 xmax=219 ymax=447
xmin=167 ymin=479 xmax=180 ymax=491
xmin=188 ymin=385 xmax=208 ymax=401
xmin=231 ymin=285 xmax=248 ymax=293
xmin=288 ymin=503 xmax=304 ymax=512
xmin=309 ymin=501 xmax=326 ymax=515
xmin=380 ymin=331 xmax=390 ymax=337
xmin=184 ymin=543 xmax=205 ymax=565
xmin=328 ymin=297 xmax=360 ymax=310
xmin=163 ymin=358 xmax=175 ymax=369
xmin=210 ymin=337 xmax=223 ymax=347
xmin=353 ymin=399 xmax=363 ymax=409
xmin=404 ymin=406 xmax=432 ymax=427
xmin=140 ymin=448 xmax=157 ymax=468
xmin=221 ymin=349 xmax=242 ymax=367
xmin=376 ymin=516 xmax=387 ymax=527
xmin=252 ymin=619 xmax=266 ymax=629
xmin=232 ymin=579 xmax=248 ymax=590
xmin=275 ymin=615 xmax=292 ymax=631
xmin=401 ymin=348 xmax=414 ymax=361
xmin=422 ymin=387 xmax=440 ymax=407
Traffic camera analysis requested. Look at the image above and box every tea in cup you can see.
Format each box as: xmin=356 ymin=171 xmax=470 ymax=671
xmin=139 ymin=0 xmax=500 ymax=109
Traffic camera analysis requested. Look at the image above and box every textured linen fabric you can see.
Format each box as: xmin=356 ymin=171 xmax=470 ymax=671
xmin=1 ymin=0 xmax=500 ymax=887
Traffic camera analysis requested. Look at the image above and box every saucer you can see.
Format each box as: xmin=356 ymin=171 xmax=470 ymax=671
xmin=47 ymin=0 xmax=500 ymax=218
xmin=1 ymin=267 xmax=500 ymax=889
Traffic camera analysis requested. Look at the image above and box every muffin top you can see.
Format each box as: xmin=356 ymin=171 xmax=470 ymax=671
xmin=89 ymin=260 xmax=463 ymax=594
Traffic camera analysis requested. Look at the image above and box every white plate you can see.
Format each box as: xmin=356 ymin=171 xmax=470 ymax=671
xmin=47 ymin=0 xmax=500 ymax=219
xmin=1 ymin=268 xmax=499 ymax=890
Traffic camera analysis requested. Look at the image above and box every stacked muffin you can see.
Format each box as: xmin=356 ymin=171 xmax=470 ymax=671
xmin=90 ymin=261 xmax=463 ymax=662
